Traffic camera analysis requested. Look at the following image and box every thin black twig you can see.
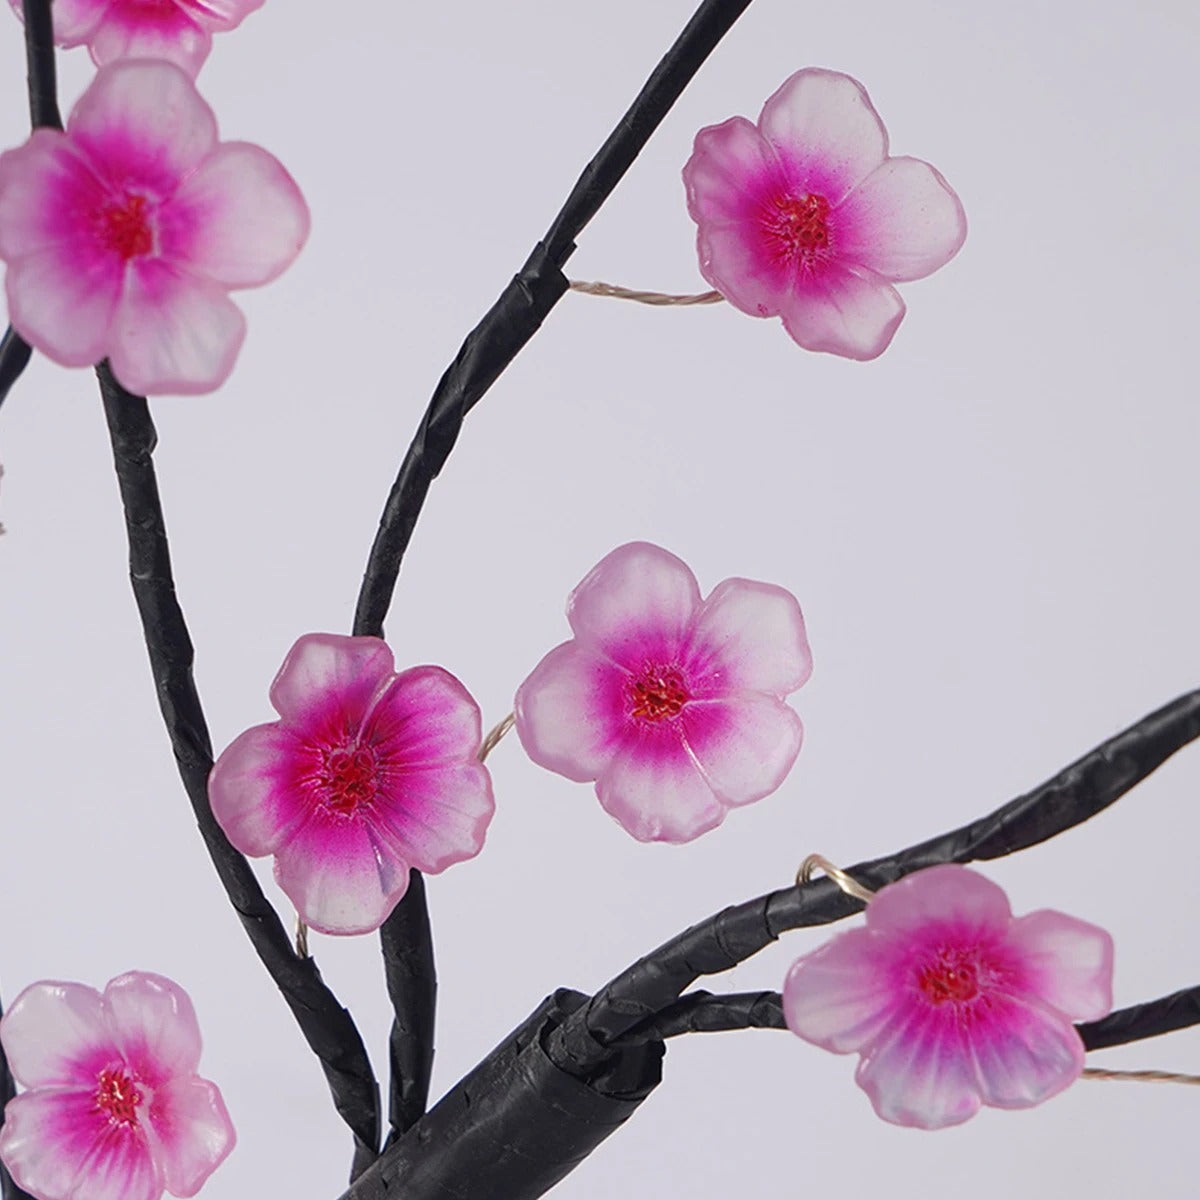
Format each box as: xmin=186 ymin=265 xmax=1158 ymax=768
xmin=549 ymin=688 xmax=1200 ymax=1070
xmin=0 ymin=329 xmax=31 ymax=411
xmin=97 ymin=365 xmax=380 ymax=1176
xmin=357 ymin=0 xmax=755 ymax=1142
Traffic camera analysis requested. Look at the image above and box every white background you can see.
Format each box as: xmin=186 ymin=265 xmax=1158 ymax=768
xmin=2 ymin=0 xmax=1199 ymax=1196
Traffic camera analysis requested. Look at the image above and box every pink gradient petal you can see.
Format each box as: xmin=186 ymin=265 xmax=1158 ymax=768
xmin=76 ymin=1122 xmax=161 ymax=1200
xmin=167 ymin=142 xmax=310 ymax=286
xmin=1007 ymin=909 xmax=1115 ymax=1021
xmin=67 ymin=60 xmax=218 ymax=190
xmin=89 ymin=6 xmax=212 ymax=76
xmin=595 ymin=738 xmax=724 ymax=843
xmin=695 ymin=219 xmax=793 ymax=318
xmin=371 ymin=763 xmax=495 ymax=875
xmin=107 ymin=257 xmax=245 ymax=395
xmin=783 ymin=930 xmax=899 ymax=1053
xmin=145 ymin=1076 xmax=235 ymax=1197
xmin=684 ymin=115 xmax=784 ymax=226
xmin=208 ymin=723 xmax=312 ymax=856
xmin=866 ymin=864 xmax=1012 ymax=938
xmin=837 ymin=155 xmax=967 ymax=282
xmin=855 ymin=1007 xmax=981 ymax=1129
xmin=514 ymin=641 xmax=625 ymax=782
xmin=0 ymin=133 xmax=97 ymax=259
xmin=25 ymin=0 xmax=107 ymax=42
xmin=5 ymin=243 xmax=122 ymax=367
xmin=682 ymin=694 xmax=802 ymax=806
xmin=269 ymin=633 xmax=395 ymax=736
xmin=274 ymin=811 xmax=410 ymax=936
xmin=685 ymin=577 xmax=812 ymax=697
xmin=568 ymin=542 xmax=702 ymax=669
xmin=102 ymin=973 xmax=201 ymax=1086
xmin=967 ymin=993 xmax=1085 ymax=1109
xmin=364 ymin=665 xmax=482 ymax=767
xmin=779 ymin=264 xmax=905 ymax=360
xmin=181 ymin=0 xmax=265 ymax=22
xmin=759 ymin=68 xmax=889 ymax=202
xmin=0 ymin=983 xmax=113 ymax=1088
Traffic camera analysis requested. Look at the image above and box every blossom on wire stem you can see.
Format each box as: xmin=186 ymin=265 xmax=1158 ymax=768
xmin=783 ymin=865 xmax=1114 ymax=1129
xmin=515 ymin=542 xmax=811 ymax=843
xmin=209 ymin=633 xmax=495 ymax=936
xmin=0 ymin=972 xmax=234 ymax=1200
xmin=683 ymin=67 xmax=966 ymax=359
xmin=7 ymin=0 xmax=264 ymax=77
xmin=0 ymin=59 xmax=308 ymax=395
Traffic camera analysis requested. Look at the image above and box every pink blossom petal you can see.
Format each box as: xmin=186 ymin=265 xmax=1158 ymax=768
xmin=76 ymin=1123 xmax=161 ymax=1200
xmin=685 ymin=577 xmax=812 ymax=697
xmin=866 ymin=864 xmax=1012 ymax=938
xmin=107 ymin=257 xmax=245 ymax=395
xmin=208 ymin=724 xmax=312 ymax=856
xmin=836 ymin=156 xmax=967 ymax=282
xmin=1007 ymin=909 xmax=1115 ymax=1021
xmin=0 ymin=133 xmax=97 ymax=259
xmin=779 ymin=265 xmax=905 ymax=360
xmin=364 ymin=665 xmax=482 ymax=767
xmin=181 ymin=0 xmax=265 ymax=22
xmin=595 ymin=738 xmax=724 ymax=843
xmin=967 ymin=993 xmax=1085 ymax=1108
xmin=684 ymin=115 xmax=783 ymax=226
xmin=274 ymin=810 xmax=409 ymax=936
xmin=695 ymin=219 xmax=792 ymax=317
xmin=25 ymin=0 xmax=106 ymax=42
xmin=783 ymin=929 xmax=899 ymax=1053
xmin=568 ymin=542 xmax=702 ymax=670
xmin=89 ymin=6 xmax=212 ymax=76
xmin=371 ymin=764 xmax=495 ymax=874
xmin=269 ymin=633 xmax=395 ymax=738
xmin=514 ymin=641 xmax=624 ymax=782
xmin=855 ymin=1007 xmax=981 ymax=1129
xmin=0 ymin=982 xmax=113 ymax=1088
xmin=167 ymin=142 xmax=310 ymax=286
xmin=67 ymin=60 xmax=218 ymax=189
xmin=145 ymin=1076 xmax=235 ymax=1198
xmin=758 ymin=69 xmax=889 ymax=202
xmin=681 ymin=694 xmax=802 ymax=806
xmin=102 ymin=973 xmax=201 ymax=1086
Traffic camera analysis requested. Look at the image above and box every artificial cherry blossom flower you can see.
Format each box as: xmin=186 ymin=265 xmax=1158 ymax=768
xmin=0 ymin=59 xmax=308 ymax=395
xmin=515 ymin=542 xmax=811 ymax=843
xmin=683 ymin=67 xmax=966 ymax=360
xmin=7 ymin=0 xmax=263 ymax=77
xmin=209 ymin=633 xmax=494 ymax=936
xmin=783 ymin=865 xmax=1114 ymax=1129
xmin=0 ymin=971 xmax=234 ymax=1200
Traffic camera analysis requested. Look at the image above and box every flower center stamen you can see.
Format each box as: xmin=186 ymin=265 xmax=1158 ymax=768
xmin=917 ymin=949 xmax=982 ymax=1005
xmin=762 ymin=192 xmax=831 ymax=268
xmin=629 ymin=666 xmax=690 ymax=722
xmin=97 ymin=194 xmax=154 ymax=260
xmin=94 ymin=1068 xmax=141 ymax=1126
xmin=319 ymin=745 xmax=379 ymax=815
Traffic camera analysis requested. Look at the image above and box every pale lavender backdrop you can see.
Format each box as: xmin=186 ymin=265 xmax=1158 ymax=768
xmin=1 ymin=0 xmax=1198 ymax=1196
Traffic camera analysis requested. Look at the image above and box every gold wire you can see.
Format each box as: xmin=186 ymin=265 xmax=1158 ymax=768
xmin=479 ymin=712 xmax=515 ymax=763
xmin=1082 ymin=1067 xmax=1200 ymax=1086
xmin=568 ymin=279 xmax=725 ymax=306
xmin=796 ymin=853 xmax=876 ymax=903
xmin=294 ymin=915 xmax=309 ymax=959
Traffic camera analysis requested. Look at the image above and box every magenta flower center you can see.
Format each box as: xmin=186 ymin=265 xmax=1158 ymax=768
xmin=761 ymin=192 xmax=832 ymax=269
xmin=916 ymin=947 xmax=983 ymax=1005
xmin=319 ymin=745 xmax=379 ymax=815
xmin=94 ymin=1068 xmax=141 ymax=1126
xmin=629 ymin=666 xmax=691 ymax=722
xmin=96 ymin=194 xmax=155 ymax=261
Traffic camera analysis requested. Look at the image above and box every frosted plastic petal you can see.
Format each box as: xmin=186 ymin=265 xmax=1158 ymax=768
xmin=29 ymin=0 xmax=107 ymax=42
xmin=867 ymin=864 xmax=1012 ymax=937
xmin=269 ymin=632 xmax=395 ymax=734
xmin=76 ymin=1122 xmax=161 ymax=1200
xmin=1007 ymin=909 xmax=1115 ymax=1021
xmin=684 ymin=115 xmax=783 ymax=226
xmin=695 ymin=219 xmax=792 ymax=318
xmin=0 ymin=982 xmax=112 ymax=1088
xmin=364 ymin=665 xmax=483 ymax=767
xmin=682 ymin=695 xmax=802 ymax=806
xmin=145 ymin=1076 xmax=235 ymax=1197
xmin=779 ymin=264 xmax=905 ymax=360
xmin=102 ymin=972 xmax=202 ymax=1085
xmin=89 ymin=5 xmax=211 ymax=76
xmin=0 ymin=133 xmax=101 ymax=259
xmin=837 ymin=156 xmax=967 ymax=282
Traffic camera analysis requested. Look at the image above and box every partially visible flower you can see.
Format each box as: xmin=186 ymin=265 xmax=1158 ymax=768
xmin=783 ymin=865 xmax=1114 ymax=1129
xmin=515 ymin=542 xmax=811 ymax=843
xmin=8 ymin=0 xmax=264 ymax=78
xmin=0 ymin=972 xmax=234 ymax=1200
xmin=209 ymin=633 xmax=494 ymax=936
xmin=683 ymin=67 xmax=966 ymax=360
xmin=0 ymin=59 xmax=308 ymax=395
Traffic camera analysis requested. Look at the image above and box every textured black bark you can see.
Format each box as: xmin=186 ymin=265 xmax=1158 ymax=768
xmin=97 ymin=365 xmax=380 ymax=1175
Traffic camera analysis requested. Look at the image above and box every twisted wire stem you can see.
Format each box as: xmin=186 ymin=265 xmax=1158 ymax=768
xmin=568 ymin=279 xmax=724 ymax=306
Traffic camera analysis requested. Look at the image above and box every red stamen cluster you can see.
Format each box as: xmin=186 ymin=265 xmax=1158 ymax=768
xmin=94 ymin=1068 xmax=141 ymax=1126
xmin=630 ymin=667 xmax=690 ymax=722
xmin=97 ymin=194 xmax=154 ymax=260
xmin=320 ymin=745 xmax=379 ymax=815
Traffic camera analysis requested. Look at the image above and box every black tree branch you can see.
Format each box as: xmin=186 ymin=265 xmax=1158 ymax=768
xmin=357 ymin=0 xmax=755 ymax=1145
xmin=97 ymin=365 xmax=381 ymax=1174
xmin=549 ymin=688 xmax=1200 ymax=1070
xmin=0 ymin=0 xmax=62 ymax=409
